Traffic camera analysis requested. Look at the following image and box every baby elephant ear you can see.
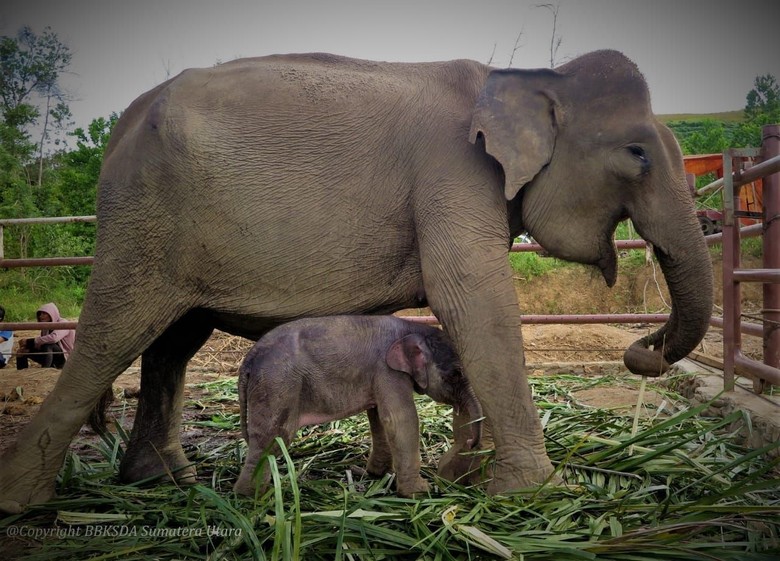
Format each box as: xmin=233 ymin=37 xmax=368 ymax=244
xmin=469 ymin=68 xmax=561 ymax=201
xmin=386 ymin=334 xmax=429 ymax=390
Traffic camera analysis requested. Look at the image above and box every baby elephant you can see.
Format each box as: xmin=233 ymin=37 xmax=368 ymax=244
xmin=234 ymin=315 xmax=482 ymax=498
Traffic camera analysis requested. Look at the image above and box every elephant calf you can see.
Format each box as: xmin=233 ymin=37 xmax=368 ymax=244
xmin=234 ymin=315 xmax=483 ymax=498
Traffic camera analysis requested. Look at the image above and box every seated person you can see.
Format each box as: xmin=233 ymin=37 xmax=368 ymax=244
xmin=0 ymin=305 xmax=12 ymax=369
xmin=16 ymin=303 xmax=75 ymax=370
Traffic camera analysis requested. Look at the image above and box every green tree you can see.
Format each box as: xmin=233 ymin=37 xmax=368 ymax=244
xmin=0 ymin=25 xmax=72 ymax=260
xmin=669 ymin=74 xmax=779 ymax=154
xmin=733 ymin=73 xmax=780 ymax=147
xmin=36 ymin=114 xmax=117 ymax=286
xmin=0 ymin=26 xmax=72 ymax=171
xmin=744 ymin=74 xmax=779 ymax=121
xmin=57 ymin=114 xmax=117 ymax=218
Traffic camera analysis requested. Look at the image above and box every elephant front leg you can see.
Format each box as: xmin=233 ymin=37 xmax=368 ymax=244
xmin=447 ymin=311 xmax=556 ymax=493
xmin=373 ymin=386 xmax=429 ymax=498
xmin=119 ymin=319 xmax=213 ymax=485
xmin=0 ymin=351 xmax=126 ymax=513
xmin=416 ymin=205 xmax=556 ymax=493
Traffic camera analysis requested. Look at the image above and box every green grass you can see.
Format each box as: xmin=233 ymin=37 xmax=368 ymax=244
xmin=2 ymin=374 xmax=778 ymax=560
xmin=508 ymin=251 xmax=563 ymax=279
xmin=740 ymin=237 xmax=764 ymax=259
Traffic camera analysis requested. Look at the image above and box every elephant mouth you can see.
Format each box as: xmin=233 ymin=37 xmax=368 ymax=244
xmin=597 ymin=237 xmax=618 ymax=288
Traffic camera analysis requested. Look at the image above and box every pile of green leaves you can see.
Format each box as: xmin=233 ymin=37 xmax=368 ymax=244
xmin=2 ymin=374 xmax=778 ymax=560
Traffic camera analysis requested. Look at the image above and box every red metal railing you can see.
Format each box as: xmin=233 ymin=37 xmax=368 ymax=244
xmin=721 ymin=125 xmax=780 ymax=392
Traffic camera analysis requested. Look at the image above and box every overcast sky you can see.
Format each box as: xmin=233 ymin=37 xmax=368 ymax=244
xmin=2 ymin=0 xmax=779 ymax=132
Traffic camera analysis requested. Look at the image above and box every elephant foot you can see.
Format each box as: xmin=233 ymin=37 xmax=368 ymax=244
xmin=234 ymin=479 xmax=269 ymax=497
xmin=396 ymin=476 xmax=430 ymax=498
xmin=366 ymin=454 xmax=393 ymax=477
xmin=0 ymin=441 xmax=63 ymax=514
xmin=234 ymin=468 xmax=269 ymax=497
xmin=486 ymin=456 xmax=561 ymax=495
xmin=437 ymin=446 xmax=488 ymax=487
xmin=0 ymin=478 xmax=56 ymax=514
xmin=119 ymin=442 xmax=196 ymax=485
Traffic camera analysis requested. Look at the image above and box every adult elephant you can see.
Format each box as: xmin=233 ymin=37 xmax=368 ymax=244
xmin=0 ymin=50 xmax=712 ymax=512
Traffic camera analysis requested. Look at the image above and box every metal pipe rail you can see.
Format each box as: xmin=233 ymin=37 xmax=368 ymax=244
xmin=0 ymin=218 xmax=764 ymax=268
xmin=1 ymin=322 xmax=79 ymax=331
xmin=0 ymin=216 xmax=96 ymax=226
xmin=696 ymin=153 xmax=780 ymax=196
xmin=0 ymin=215 xmax=96 ymax=265
xmin=403 ymin=313 xmax=671 ymax=326
xmin=403 ymin=313 xmax=764 ymax=337
xmin=721 ymin=125 xmax=780 ymax=392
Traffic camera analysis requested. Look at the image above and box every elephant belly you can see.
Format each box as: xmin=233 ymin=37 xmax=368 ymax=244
xmin=297 ymin=404 xmax=376 ymax=429
xmin=207 ymin=257 xmax=426 ymax=339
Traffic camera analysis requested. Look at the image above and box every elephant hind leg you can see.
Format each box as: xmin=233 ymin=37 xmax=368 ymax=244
xmin=366 ymin=408 xmax=393 ymax=476
xmin=0 ymin=302 xmax=187 ymax=513
xmin=119 ymin=311 xmax=214 ymax=485
xmin=88 ymin=387 xmax=116 ymax=432
xmin=235 ymin=402 xmax=298 ymax=497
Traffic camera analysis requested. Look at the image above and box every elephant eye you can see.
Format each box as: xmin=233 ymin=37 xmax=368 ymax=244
xmin=627 ymin=145 xmax=646 ymax=161
xmin=627 ymin=145 xmax=650 ymax=173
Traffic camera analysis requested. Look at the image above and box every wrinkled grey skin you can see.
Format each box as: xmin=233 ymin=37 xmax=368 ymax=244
xmin=0 ymin=50 xmax=712 ymax=513
xmin=233 ymin=315 xmax=482 ymax=498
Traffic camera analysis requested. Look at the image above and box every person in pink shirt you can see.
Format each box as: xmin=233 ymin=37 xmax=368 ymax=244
xmin=16 ymin=303 xmax=75 ymax=369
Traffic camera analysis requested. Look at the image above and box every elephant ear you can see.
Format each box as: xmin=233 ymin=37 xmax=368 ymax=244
xmin=386 ymin=334 xmax=429 ymax=390
xmin=469 ymin=68 xmax=561 ymax=201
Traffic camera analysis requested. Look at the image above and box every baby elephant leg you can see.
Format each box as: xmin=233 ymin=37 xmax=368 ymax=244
xmin=374 ymin=389 xmax=429 ymax=497
xmin=234 ymin=409 xmax=297 ymax=497
xmin=366 ymin=408 xmax=393 ymax=476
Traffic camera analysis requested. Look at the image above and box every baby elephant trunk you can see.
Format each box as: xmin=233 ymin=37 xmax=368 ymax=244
xmin=459 ymin=385 xmax=483 ymax=449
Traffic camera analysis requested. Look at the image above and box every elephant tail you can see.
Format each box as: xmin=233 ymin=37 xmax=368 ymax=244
xmin=88 ymin=387 xmax=115 ymax=433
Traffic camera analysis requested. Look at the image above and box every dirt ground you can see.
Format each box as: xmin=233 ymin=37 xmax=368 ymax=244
xmin=0 ymin=255 xmax=765 ymax=457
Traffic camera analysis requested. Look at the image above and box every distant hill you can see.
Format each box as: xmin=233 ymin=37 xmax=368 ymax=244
xmin=656 ymin=110 xmax=743 ymax=123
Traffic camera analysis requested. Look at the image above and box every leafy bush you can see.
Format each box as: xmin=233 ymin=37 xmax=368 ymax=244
xmin=0 ymin=268 xmax=85 ymax=321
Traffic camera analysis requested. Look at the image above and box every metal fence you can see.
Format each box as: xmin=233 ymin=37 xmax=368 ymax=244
xmin=720 ymin=125 xmax=780 ymax=392
xmin=2 ymin=125 xmax=779 ymax=391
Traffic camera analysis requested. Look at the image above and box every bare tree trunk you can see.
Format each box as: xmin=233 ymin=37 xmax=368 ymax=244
xmin=536 ymin=3 xmax=562 ymax=68
xmin=508 ymin=30 xmax=524 ymax=68
xmin=37 ymin=86 xmax=52 ymax=187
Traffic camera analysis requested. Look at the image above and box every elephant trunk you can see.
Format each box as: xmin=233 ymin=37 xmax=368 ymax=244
xmin=624 ymin=236 xmax=713 ymax=376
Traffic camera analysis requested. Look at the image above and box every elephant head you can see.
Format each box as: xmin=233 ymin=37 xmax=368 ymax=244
xmin=469 ymin=50 xmax=712 ymax=374
xmin=386 ymin=330 xmax=483 ymax=449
